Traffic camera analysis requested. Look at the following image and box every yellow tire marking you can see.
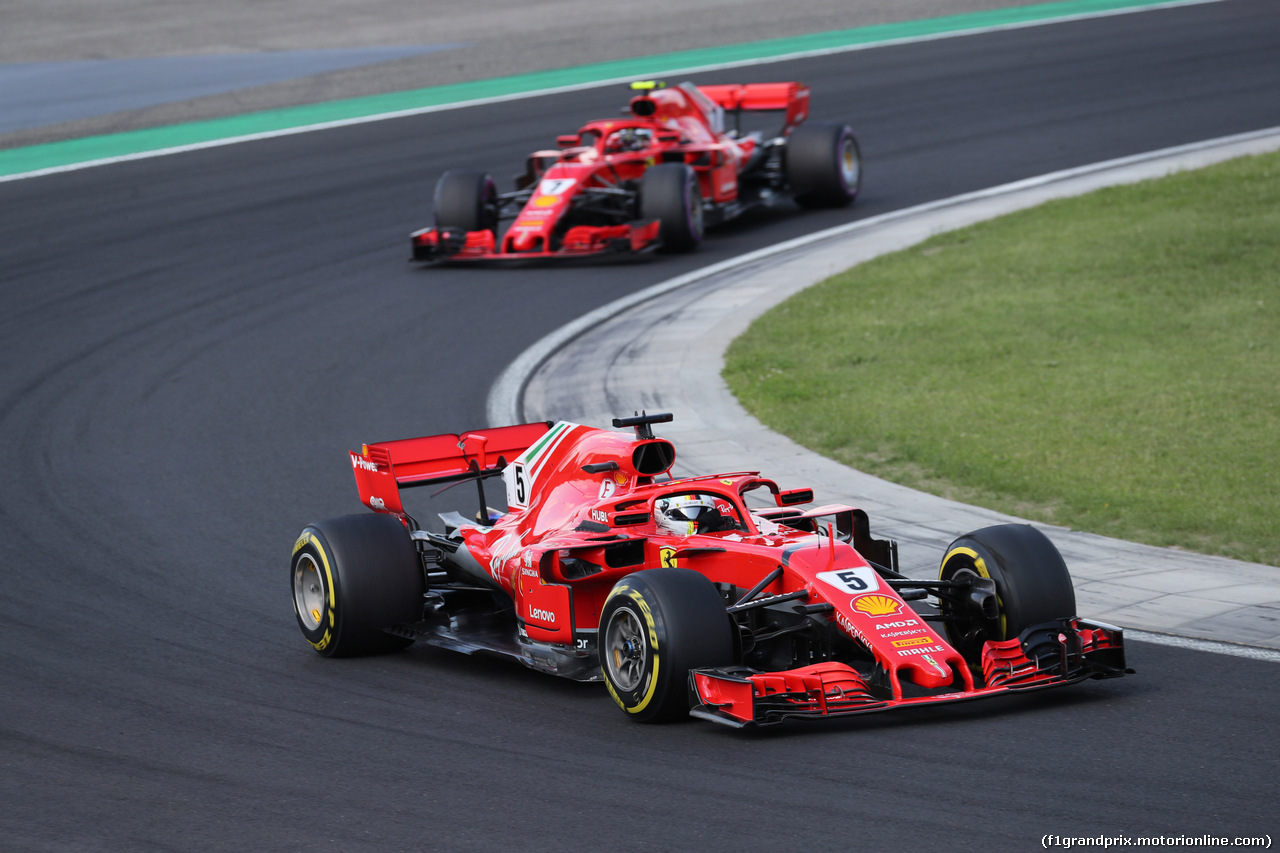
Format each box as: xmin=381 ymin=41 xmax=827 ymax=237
xmin=601 ymin=583 xmax=662 ymax=715
xmin=302 ymin=530 xmax=338 ymax=650
xmin=624 ymin=590 xmax=660 ymax=714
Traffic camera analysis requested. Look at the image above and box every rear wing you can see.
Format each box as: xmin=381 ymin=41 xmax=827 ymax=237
xmin=697 ymin=83 xmax=810 ymax=135
xmin=350 ymin=422 xmax=552 ymax=516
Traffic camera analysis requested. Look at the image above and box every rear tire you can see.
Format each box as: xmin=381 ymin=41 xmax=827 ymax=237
xmin=291 ymin=513 xmax=425 ymax=657
xmin=938 ymin=523 xmax=1076 ymax=664
xmin=434 ymin=169 xmax=498 ymax=232
xmin=786 ymin=122 xmax=861 ymax=208
xmin=640 ymin=163 xmax=704 ymax=252
xmin=600 ymin=568 xmax=734 ymax=722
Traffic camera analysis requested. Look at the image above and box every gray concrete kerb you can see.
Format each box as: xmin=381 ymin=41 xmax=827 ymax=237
xmin=488 ymin=126 xmax=1280 ymax=653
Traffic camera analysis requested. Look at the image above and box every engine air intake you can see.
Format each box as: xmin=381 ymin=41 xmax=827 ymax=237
xmin=632 ymin=439 xmax=676 ymax=475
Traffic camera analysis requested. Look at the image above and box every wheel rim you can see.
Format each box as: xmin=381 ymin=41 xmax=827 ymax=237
xmin=293 ymin=553 xmax=326 ymax=631
xmin=604 ymin=606 xmax=648 ymax=692
xmin=940 ymin=564 xmax=1001 ymax=661
xmin=687 ymin=180 xmax=704 ymax=240
xmin=839 ymin=134 xmax=860 ymax=191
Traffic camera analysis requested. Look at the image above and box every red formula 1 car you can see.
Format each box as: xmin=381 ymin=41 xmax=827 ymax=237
xmin=290 ymin=414 xmax=1129 ymax=727
xmin=409 ymin=81 xmax=861 ymax=263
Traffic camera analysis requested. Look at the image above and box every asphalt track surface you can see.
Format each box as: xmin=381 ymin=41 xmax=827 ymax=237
xmin=2 ymin=2 xmax=1279 ymax=850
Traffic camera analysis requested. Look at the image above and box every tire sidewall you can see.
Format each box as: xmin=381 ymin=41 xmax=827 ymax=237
xmin=681 ymin=167 xmax=705 ymax=245
xmin=940 ymin=524 xmax=1076 ymax=647
xmin=600 ymin=583 xmax=665 ymax=717
xmin=787 ymin=122 xmax=861 ymax=207
xmin=434 ymin=169 xmax=497 ymax=232
xmin=289 ymin=514 xmax=424 ymax=657
xmin=599 ymin=568 xmax=733 ymax=722
xmin=291 ymin=526 xmax=342 ymax=655
xmin=833 ymin=127 xmax=862 ymax=200
xmin=640 ymin=163 xmax=703 ymax=252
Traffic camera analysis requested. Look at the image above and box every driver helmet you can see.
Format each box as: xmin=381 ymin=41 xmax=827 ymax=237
xmin=656 ymin=494 xmax=717 ymax=536
xmin=606 ymin=127 xmax=651 ymax=152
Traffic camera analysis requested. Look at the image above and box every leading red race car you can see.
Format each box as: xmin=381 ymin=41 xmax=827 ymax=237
xmin=410 ymin=80 xmax=861 ymax=263
xmin=290 ymin=414 xmax=1129 ymax=727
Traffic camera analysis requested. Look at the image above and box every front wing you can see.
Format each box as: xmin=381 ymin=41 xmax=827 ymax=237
xmin=411 ymin=221 xmax=662 ymax=263
xmin=689 ymin=618 xmax=1129 ymax=728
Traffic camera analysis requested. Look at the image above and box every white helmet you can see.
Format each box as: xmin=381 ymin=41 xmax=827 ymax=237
xmin=656 ymin=494 xmax=718 ymax=536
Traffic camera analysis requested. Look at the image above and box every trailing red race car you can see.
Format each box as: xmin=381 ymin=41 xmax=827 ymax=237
xmin=290 ymin=414 xmax=1129 ymax=727
xmin=409 ymin=80 xmax=861 ymax=263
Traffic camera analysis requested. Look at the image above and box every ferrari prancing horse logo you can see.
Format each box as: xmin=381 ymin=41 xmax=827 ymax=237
xmin=659 ymin=547 xmax=678 ymax=568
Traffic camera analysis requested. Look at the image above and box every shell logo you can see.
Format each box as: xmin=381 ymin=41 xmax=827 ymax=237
xmin=852 ymin=594 xmax=902 ymax=617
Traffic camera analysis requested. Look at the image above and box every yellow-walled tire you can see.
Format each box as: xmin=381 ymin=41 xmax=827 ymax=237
xmin=938 ymin=523 xmax=1076 ymax=665
xmin=599 ymin=568 xmax=734 ymax=723
xmin=290 ymin=514 xmax=425 ymax=657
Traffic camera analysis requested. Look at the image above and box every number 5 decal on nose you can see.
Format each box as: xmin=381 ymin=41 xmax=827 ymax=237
xmin=817 ymin=567 xmax=881 ymax=594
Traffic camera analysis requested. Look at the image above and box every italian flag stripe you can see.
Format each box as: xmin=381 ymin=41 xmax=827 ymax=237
xmin=522 ymin=421 xmax=568 ymax=463
xmin=528 ymin=422 xmax=582 ymax=482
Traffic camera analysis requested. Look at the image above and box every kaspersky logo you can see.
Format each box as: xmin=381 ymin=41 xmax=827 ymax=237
xmin=852 ymin=594 xmax=902 ymax=617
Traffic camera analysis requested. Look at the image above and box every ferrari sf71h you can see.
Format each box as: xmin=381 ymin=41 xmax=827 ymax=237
xmin=410 ymin=81 xmax=861 ymax=262
xmin=291 ymin=414 xmax=1128 ymax=727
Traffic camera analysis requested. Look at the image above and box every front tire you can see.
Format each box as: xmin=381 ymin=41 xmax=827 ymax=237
xmin=434 ymin=169 xmax=498 ymax=232
xmin=786 ymin=122 xmax=861 ymax=208
xmin=599 ymin=568 xmax=734 ymax=722
xmin=291 ymin=513 xmax=426 ymax=657
xmin=938 ymin=523 xmax=1077 ymax=664
xmin=639 ymin=163 xmax=704 ymax=252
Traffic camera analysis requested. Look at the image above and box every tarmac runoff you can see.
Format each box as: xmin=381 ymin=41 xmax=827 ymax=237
xmin=0 ymin=45 xmax=466 ymax=135
xmin=488 ymin=126 xmax=1280 ymax=661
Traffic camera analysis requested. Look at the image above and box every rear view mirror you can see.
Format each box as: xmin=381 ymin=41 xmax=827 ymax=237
xmin=778 ymin=488 xmax=813 ymax=506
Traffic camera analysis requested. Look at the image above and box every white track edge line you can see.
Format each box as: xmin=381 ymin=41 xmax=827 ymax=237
xmin=1127 ymin=631 xmax=1280 ymax=663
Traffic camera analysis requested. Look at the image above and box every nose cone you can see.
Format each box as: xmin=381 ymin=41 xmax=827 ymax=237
xmin=510 ymin=230 xmax=542 ymax=252
xmin=803 ymin=552 xmax=971 ymax=693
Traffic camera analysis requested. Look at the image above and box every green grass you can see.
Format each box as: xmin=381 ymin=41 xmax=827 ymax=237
xmin=724 ymin=151 xmax=1280 ymax=566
